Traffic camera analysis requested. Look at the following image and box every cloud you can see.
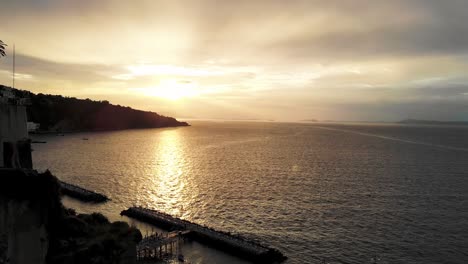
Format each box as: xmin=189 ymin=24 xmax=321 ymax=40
xmin=1 ymin=0 xmax=468 ymax=120
xmin=2 ymin=1 xmax=467 ymax=64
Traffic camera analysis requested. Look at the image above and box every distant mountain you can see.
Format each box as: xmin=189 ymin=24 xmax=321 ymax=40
xmin=399 ymin=119 xmax=468 ymax=126
xmin=300 ymin=119 xmax=318 ymax=122
xmin=0 ymin=84 xmax=189 ymax=132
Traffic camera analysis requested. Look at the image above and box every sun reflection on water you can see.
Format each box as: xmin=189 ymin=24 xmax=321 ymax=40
xmin=147 ymin=129 xmax=188 ymax=217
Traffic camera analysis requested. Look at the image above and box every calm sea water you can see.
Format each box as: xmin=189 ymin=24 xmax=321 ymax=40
xmin=32 ymin=121 xmax=468 ymax=264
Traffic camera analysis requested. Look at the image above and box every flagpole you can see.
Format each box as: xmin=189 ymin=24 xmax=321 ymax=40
xmin=12 ymin=44 xmax=15 ymax=89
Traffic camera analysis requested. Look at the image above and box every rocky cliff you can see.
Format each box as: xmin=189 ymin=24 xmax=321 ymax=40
xmin=0 ymin=169 xmax=142 ymax=264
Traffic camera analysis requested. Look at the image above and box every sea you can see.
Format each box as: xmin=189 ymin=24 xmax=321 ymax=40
xmin=31 ymin=121 xmax=468 ymax=264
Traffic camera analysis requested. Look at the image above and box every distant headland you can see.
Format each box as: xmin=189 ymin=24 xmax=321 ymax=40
xmin=0 ymin=84 xmax=189 ymax=133
xmin=399 ymin=119 xmax=468 ymax=126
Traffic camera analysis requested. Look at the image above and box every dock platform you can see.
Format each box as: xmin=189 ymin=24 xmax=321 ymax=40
xmin=121 ymin=207 xmax=287 ymax=263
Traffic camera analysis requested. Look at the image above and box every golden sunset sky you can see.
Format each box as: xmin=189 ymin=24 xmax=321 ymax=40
xmin=1 ymin=0 xmax=468 ymax=121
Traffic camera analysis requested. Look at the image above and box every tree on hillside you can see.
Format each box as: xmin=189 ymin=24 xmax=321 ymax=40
xmin=0 ymin=40 xmax=6 ymax=57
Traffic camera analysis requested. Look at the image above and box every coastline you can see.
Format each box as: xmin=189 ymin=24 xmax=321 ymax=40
xmin=30 ymin=122 xmax=190 ymax=135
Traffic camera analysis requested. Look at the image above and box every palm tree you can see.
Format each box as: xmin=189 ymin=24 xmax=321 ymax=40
xmin=0 ymin=40 xmax=7 ymax=57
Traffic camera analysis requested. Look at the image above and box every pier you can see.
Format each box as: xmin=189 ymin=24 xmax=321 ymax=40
xmin=59 ymin=181 xmax=109 ymax=203
xmin=136 ymin=230 xmax=190 ymax=261
xmin=121 ymin=207 xmax=287 ymax=263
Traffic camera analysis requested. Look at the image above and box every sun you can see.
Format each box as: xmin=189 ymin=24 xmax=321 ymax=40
xmin=158 ymin=86 xmax=186 ymax=100
xmin=145 ymin=79 xmax=198 ymax=100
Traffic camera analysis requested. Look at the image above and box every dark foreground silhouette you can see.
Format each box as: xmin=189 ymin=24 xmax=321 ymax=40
xmin=0 ymin=169 xmax=142 ymax=264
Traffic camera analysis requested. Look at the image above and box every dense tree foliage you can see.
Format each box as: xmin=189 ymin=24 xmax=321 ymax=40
xmin=0 ymin=85 xmax=189 ymax=131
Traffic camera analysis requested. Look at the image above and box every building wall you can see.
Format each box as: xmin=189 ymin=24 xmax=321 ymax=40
xmin=0 ymin=103 xmax=28 ymax=141
xmin=0 ymin=103 xmax=29 ymax=167
xmin=0 ymin=169 xmax=57 ymax=264
xmin=0 ymin=198 xmax=48 ymax=264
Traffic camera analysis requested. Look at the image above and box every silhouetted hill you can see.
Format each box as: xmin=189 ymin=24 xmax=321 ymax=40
xmin=0 ymin=84 xmax=189 ymax=132
xmin=399 ymin=119 xmax=468 ymax=126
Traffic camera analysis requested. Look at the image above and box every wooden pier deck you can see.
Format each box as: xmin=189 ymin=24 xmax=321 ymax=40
xmin=121 ymin=207 xmax=287 ymax=263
